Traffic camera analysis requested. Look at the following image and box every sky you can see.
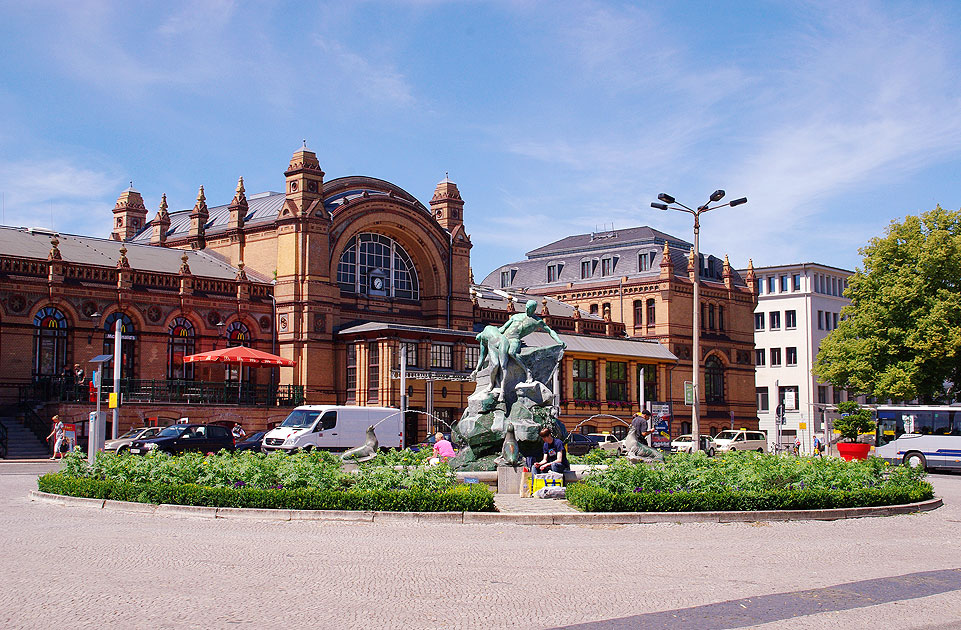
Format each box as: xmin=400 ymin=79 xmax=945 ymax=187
xmin=2 ymin=0 xmax=961 ymax=278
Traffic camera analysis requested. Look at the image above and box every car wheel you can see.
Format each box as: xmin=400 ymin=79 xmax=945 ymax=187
xmin=729 ymin=447 xmax=736 ymax=452
xmin=903 ymin=451 xmax=926 ymax=470
xmin=757 ymin=448 xmax=764 ymax=453
xmin=116 ymin=445 xmax=129 ymax=455
xmin=708 ymin=448 xmax=715 ymax=457
xmin=301 ymin=445 xmax=313 ymax=454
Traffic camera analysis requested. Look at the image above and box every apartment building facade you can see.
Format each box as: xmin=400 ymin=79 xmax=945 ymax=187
xmin=745 ymin=262 xmax=856 ymax=452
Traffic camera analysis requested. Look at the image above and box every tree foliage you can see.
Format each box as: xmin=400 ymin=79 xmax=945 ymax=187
xmin=833 ymin=401 xmax=874 ymax=442
xmin=813 ymin=206 xmax=961 ymax=402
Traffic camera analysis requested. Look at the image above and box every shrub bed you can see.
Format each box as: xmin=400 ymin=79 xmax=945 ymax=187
xmin=40 ymin=449 xmax=495 ymax=512
xmin=38 ymin=473 xmax=495 ymax=512
xmin=567 ymin=452 xmax=933 ymax=512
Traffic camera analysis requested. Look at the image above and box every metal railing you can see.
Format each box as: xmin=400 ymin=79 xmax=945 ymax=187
xmin=18 ymin=377 xmax=305 ymax=407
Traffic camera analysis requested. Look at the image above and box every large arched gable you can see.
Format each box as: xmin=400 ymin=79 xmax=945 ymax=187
xmin=329 ymin=199 xmax=450 ymax=299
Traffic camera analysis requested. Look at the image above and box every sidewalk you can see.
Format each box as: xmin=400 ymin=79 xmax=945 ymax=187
xmin=493 ymin=494 xmax=579 ymax=514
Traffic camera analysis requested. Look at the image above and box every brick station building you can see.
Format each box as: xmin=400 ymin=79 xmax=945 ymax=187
xmin=0 ymin=147 xmax=679 ymax=446
xmin=484 ymin=227 xmax=759 ymax=437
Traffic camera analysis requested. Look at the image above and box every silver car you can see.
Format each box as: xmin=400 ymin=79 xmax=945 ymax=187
xmin=105 ymin=427 xmax=164 ymax=454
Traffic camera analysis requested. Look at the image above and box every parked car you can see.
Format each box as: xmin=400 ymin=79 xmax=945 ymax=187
xmin=566 ymin=433 xmax=599 ymax=456
xmin=713 ymin=430 xmax=768 ymax=453
xmin=262 ymin=406 xmax=402 ymax=453
xmin=234 ymin=430 xmax=268 ymax=453
xmin=129 ymin=423 xmax=235 ymax=455
xmin=587 ymin=433 xmax=624 ymax=452
xmin=105 ymin=426 xmax=164 ymax=454
xmin=670 ymin=434 xmax=716 ymax=456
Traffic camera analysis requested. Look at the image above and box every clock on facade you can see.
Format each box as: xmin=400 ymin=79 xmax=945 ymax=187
xmin=371 ymin=276 xmax=385 ymax=291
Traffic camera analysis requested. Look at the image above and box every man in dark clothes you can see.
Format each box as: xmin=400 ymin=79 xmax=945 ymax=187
xmin=631 ymin=409 xmax=657 ymax=447
xmin=533 ymin=426 xmax=569 ymax=474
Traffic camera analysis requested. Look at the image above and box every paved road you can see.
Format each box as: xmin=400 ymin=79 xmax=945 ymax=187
xmin=2 ymin=462 xmax=961 ymax=630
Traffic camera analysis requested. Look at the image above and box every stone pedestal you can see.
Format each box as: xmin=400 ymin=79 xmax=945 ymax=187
xmin=497 ymin=465 xmax=525 ymax=495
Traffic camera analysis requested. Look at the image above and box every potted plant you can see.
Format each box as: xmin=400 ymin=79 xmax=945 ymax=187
xmin=833 ymin=401 xmax=874 ymax=460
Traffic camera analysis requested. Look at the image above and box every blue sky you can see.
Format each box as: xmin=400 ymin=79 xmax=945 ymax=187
xmin=2 ymin=1 xmax=961 ymax=278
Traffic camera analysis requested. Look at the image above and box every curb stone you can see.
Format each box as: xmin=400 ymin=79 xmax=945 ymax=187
xmin=28 ymin=491 xmax=942 ymax=524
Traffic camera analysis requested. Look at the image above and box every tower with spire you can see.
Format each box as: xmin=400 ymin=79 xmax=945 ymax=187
xmin=189 ymin=186 xmax=208 ymax=249
xmin=111 ymin=184 xmax=148 ymax=241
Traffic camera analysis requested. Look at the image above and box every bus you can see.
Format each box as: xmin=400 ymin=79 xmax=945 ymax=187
xmin=874 ymin=405 xmax=961 ymax=470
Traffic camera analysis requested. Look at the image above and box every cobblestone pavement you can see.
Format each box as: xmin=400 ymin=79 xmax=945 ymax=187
xmin=2 ymin=461 xmax=961 ymax=629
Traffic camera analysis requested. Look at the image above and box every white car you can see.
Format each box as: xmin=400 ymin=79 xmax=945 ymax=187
xmin=262 ymin=405 xmax=403 ymax=453
xmin=104 ymin=426 xmax=163 ymax=454
xmin=670 ymin=434 xmax=716 ymax=456
xmin=713 ymin=430 xmax=768 ymax=453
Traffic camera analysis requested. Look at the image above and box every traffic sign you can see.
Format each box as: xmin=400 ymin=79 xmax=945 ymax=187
xmin=684 ymin=381 xmax=695 ymax=406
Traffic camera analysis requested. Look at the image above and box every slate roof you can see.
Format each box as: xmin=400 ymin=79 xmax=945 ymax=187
xmin=526 ymin=226 xmax=689 ymax=258
xmin=482 ymin=226 xmax=747 ymax=291
xmin=130 ymin=176 xmax=432 ymax=244
xmin=0 ymin=226 xmax=259 ymax=282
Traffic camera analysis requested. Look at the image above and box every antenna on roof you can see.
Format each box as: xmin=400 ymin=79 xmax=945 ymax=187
xmin=303 ymin=139 xmax=307 ymax=148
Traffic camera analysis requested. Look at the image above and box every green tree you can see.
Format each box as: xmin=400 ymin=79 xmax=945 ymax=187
xmin=832 ymin=401 xmax=874 ymax=443
xmin=813 ymin=206 xmax=961 ymax=402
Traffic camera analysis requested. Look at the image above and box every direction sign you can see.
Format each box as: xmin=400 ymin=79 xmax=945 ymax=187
xmin=684 ymin=381 xmax=695 ymax=406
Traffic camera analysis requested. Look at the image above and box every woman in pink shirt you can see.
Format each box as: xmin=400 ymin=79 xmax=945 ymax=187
xmin=430 ymin=432 xmax=456 ymax=464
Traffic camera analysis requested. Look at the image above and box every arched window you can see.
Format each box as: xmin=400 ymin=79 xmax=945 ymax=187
xmin=681 ymin=421 xmax=692 ymax=435
xmin=336 ymin=233 xmax=419 ymax=300
xmin=225 ymin=321 xmax=253 ymax=384
xmin=33 ymin=307 xmax=68 ymax=377
xmin=102 ymin=312 xmax=136 ymax=379
xmin=705 ymin=356 xmax=725 ymax=403
xmin=167 ymin=317 xmax=195 ymax=380
xmin=633 ymin=300 xmax=643 ymax=329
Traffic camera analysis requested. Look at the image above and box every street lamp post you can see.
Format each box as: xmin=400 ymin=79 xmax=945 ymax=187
xmin=651 ymin=190 xmax=747 ymax=452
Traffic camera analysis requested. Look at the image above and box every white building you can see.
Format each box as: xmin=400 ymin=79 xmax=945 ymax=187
xmin=740 ymin=263 xmax=857 ymax=453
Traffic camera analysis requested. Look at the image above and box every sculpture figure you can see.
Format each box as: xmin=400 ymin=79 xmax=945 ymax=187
xmin=496 ymin=422 xmax=521 ymax=467
xmin=472 ymin=299 xmax=566 ymax=395
xmin=341 ymin=425 xmax=378 ymax=463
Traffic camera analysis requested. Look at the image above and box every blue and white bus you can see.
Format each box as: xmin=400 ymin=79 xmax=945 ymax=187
xmin=874 ymin=405 xmax=961 ymax=470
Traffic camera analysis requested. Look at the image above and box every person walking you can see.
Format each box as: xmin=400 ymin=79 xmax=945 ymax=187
xmin=813 ymin=433 xmax=824 ymax=458
xmin=46 ymin=415 xmax=65 ymax=460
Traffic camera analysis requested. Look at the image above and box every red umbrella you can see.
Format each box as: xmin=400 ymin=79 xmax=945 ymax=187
xmin=183 ymin=346 xmax=296 ymax=367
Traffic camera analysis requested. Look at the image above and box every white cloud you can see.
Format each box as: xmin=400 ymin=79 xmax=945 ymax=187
xmin=313 ymin=37 xmax=415 ymax=107
xmin=0 ymin=159 xmax=120 ymax=235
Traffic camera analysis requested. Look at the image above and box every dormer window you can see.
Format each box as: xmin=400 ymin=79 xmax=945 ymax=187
xmin=546 ymin=262 xmax=563 ymax=283
xmin=500 ymin=269 xmax=516 ymax=288
xmin=601 ymin=257 xmax=613 ymax=276
xmin=580 ymin=260 xmax=592 ymax=279
xmin=638 ymin=251 xmax=656 ymax=271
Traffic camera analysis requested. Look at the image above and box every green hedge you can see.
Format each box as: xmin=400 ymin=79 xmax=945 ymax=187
xmin=566 ymin=481 xmax=934 ymax=512
xmin=38 ymin=473 xmax=495 ymax=512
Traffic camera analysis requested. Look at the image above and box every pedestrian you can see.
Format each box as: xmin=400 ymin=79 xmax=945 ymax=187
xmin=813 ymin=434 xmax=824 ymax=458
xmin=232 ymin=423 xmax=246 ymax=441
xmin=532 ymin=427 xmax=569 ymax=474
xmin=73 ymin=363 xmax=85 ymax=384
xmin=794 ymin=435 xmax=801 ymax=456
xmin=429 ymin=432 xmax=456 ymax=465
xmin=631 ymin=409 xmax=657 ymax=447
xmin=46 ymin=414 xmax=65 ymax=460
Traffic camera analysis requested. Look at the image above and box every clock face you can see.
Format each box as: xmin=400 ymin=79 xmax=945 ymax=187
xmin=371 ymin=277 xmax=385 ymax=291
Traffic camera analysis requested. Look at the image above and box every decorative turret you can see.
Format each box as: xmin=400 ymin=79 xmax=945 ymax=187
xmin=48 ymin=237 xmax=62 ymax=261
xmin=541 ymin=297 xmax=550 ymax=316
xmin=430 ymin=174 xmax=465 ymax=232
xmin=746 ymin=258 xmax=757 ymax=296
xmin=117 ymin=246 xmax=130 ymax=269
xmin=282 ymin=142 xmax=325 ymax=219
xmin=228 ymin=176 xmax=248 ymax=230
xmin=179 ymin=252 xmax=193 ymax=296
xmin=189 ymin=186 xmax=208 ymax=249
xmin=723 ymin=254 xmax=733 ymax=289
xmin=659 ymin=241 xmax=673 ymax=280
xmin=110 ymin=184 xmax=148 ymax=241
xmin=179 ymin=252 xmax=191 ymax=275
xmin=151 ymin=194 xmax=171 ymax=245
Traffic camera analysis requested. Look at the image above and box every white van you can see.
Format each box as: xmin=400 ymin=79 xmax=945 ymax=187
xmin=713 ymin=430 xmax=768 ymax=453
xmin=262 ymin=406 xmax=403 ymax=453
